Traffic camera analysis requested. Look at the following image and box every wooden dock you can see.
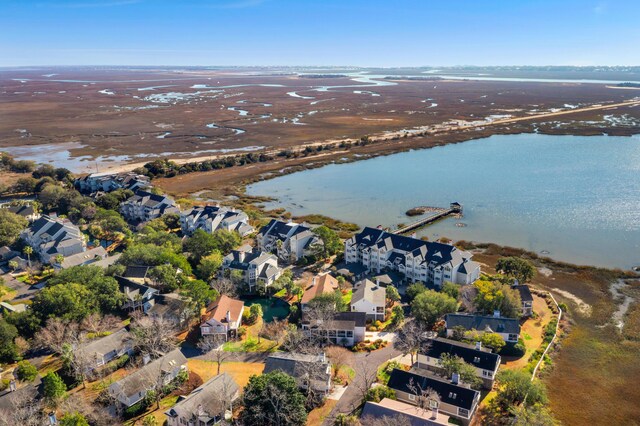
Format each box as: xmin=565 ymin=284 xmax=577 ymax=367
xmin=393 ymin=202 xmax=462 ymax=235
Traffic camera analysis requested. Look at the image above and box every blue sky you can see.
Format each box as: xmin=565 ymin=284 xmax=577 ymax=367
xmin=1 ymin=0 xmax=638 ymax=66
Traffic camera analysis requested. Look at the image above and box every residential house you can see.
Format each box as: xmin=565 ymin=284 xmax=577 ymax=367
xmin=116 ymin=276 xmax=160 ymax=312
xmin=221 ymin=245 xmax=282 ymax=291
xmin=165 ymin=373 xmax=239 ymax=426
xmin=180 ymin=205 xmax=254 ymax=237
xmin=302 ymin=311 xmax=366 ymax=347
xmin=21 ymin=215 xmax=86 ymax=264
xmin=122 ymin=265 xmax=152 ymax=284
xmin=75 ymin=171 xmax=150 ymax=195
xmin=120 ymin=190 xmax=179 ymax=223
xmin=512 ymin=284 xmax=534 ymax=317
xmin=300 ymin=273 xmax=340 ymax=311
xmin=344 ymin=227 xmax=480 ymax=288
xmin=108 ymin=349 xmax=188 ymax=408
xmin=387 ymin=369 xmax=481 ymax=425
xmin=0 ymin=302 xmax=27 ymax=314
xmin=3 ymin=204 xmax=40 ymax=222
xmin=350 ymin=279 xmax=386 ymax=321
xmin=80 ymin=328 xmax=134 ymax=371
xmin=56 ymin=246 xmax=108 ymax=269
xmin=416 ymin=338 xmax=501 ymax=389
xmin=444 ymin=313 xmax=521 ymax=344
xmin=147 ymin=293 xmax=195 ymax=329
xmin=264 ymin=352 xmax=332 ymax=394
xmin=0 ymin=246 xmax=27 ymax=271
xmin=361 ymin=398 xmax=451 ymax=426
xmin=257 ymin=219 xmax=321 ymax=263
xmin=200 ymin=295 xmax=245 ymax=340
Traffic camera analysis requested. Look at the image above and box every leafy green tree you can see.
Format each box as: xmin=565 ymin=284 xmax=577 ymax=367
xmin=119 ymin=243 xmax=192 ymax=274
xmin=364 ymin=385 xmax=396 ymax=402
xmin=32 ymin=283 xmax=94 ymax=322
xmin=496 ymin=257 xmax=536 ymax=283
xmin=389 ymin=305 xmax=405 ymax=329
xmin=5 ymin=310 xmax=41 ymax=339
xmin=0 ymin=318 xmax=20 ymax=363
xmin=495 ymin=369 xmax=547 ymax=409
xmin=249 ymin=303 xmax=263 ymax=323
xmin=386 ymin=285 xmax=400 ymax=304
xmin=411 ymin=290 xmax=458 ymax=327
xmin=183 ymin=229 xmax=218 ymax=262
xmin=210 ymin=229 xmax=242 ymax=254
xmin=59 ymin=412 xmax=90 ymax=426
xmin=438 ymin=353 xmax=482 ymax=389
xmin=15 ymin=360 xmax=38 ymax=382
xmin=441 ymin=281 xmax=460 ymax=300
xmin=510 ymin=404 xmax=557 ymax=426
xmin=180 ymin=279 xmax=219 ymax=310
xmin=42 ymin=371 xmax=67 ymax=404
xmin=23 ymin=245 xmax=33 ymax=268
xmin=241 ymin=371 xmax=307 ymax=426
xmin=162 ymin=213 xmax=181 ymax=230
xmin=406 ymin=282 xmax=427 ymax=301
xmin=197 ymin=251 xmax=223 ymax=282
xmin=311 ymin=226 xmax=342 ymax=258
xmin=37 ymin=184 xmax=67 ymax=211
xmin=88 ymin=208 xmax=130 ymax=239
xmin=47 ymin=266 xmax=124 ymax=314
xmin=479 ymin=332 xmax=506 ymax=353
xmin=0 ymin=209 xmax=28 ymax=246
xmin=473 ymin=280 xmax=521 ymax=319
xmin=148 ymin=264 xmax=185 ymax=292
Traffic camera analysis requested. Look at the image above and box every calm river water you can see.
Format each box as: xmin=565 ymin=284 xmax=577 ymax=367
xmin=247 ymin=133 xmax=640 ymax=269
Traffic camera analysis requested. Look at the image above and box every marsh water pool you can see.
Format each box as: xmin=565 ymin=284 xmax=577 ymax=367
xmin=241 ymin=296 xmax=290 ymax=323
xmin=247 ymin=133 xmax=640 ymax=269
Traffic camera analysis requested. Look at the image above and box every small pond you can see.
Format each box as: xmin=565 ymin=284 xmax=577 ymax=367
xmin=241 ymin=296 xmax=291 ymax=322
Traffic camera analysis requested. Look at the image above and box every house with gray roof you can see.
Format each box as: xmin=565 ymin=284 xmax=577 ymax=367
xmin=444 ymin=313 xmax=521 ymax=343
xmin=302 ymin=311 xmax=366 ymax=347
xmin=416 ymin=338 xmax=501 ymax=389
xmin=81 ymin=328 xmax=134 ymax=371
xmin=120 ymin=190 xmax=179 ymax=223
xmin=55 ymin=246 xmax=108 ymax=270
xmin=264 ymin=352 xmax=332 ymax=394
xmin=257 ymin=219 xmax=321 ymax=263
xmin=75 ymin=171 xmax=150 ymax=195
xmin=3 ymin=204 xmax=40 ymax=222
xmin=512 ymin=284 xmax=534 ymax=317
xmin=21 ymin=215 xmax=86 ymax=264
xmin=180 ymin=205 xmax=254 ymax=237
xmin=109 ymin=349 xmax=188 ymax=408
xmin=165 ymin=373 xmax=239 ymax=426
xmin=116 ymin=276 xmax=160 ymax=312
xmin=361 ymin=398 xmax=451 ymax=426
xmin=350 ymin=279 xmax=386 ymax=321
xmin=344 ymin=227 xmax=480 ymax=288
xmin=221 ymin=245 xmax=282 ymax=292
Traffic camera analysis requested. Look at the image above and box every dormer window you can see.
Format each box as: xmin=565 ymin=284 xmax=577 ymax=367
xmin=449 ymin=392 xmax=457 ymax=399
xmin=474 ymin=356 xmax=481 ymax=363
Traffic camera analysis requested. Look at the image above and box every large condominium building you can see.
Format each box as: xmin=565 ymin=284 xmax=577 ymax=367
xmin=120 ymin=190 xmax=179 ymax=223
xmin=21 ymin=215 xmax=86 ymax=264
xmin=180 ymin=205 xmax=254 ymax=236
xmin=75 ymin=172 xmax=150 ymax=194
xmin=257 ymin=219 xmax=320 ymax=263
xmin=344 ymin=227 xmax=480 ymax=288
xmin=221 ymin=245 xmax=282 ymax=291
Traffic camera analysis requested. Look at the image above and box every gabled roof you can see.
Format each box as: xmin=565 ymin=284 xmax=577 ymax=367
xmin=421 ymin=338 xmax=500 ymax=371
xmin=59 ymin=246 xmax=107 ymax=268
xmin=224 ymin=247 xmax=275 ymax=270
xmin=259 ymin=219 xmax=311 ymax=242
xmin=123 ymin=265 xmax=151 ymax=279
xmin=82 ymin=328 xmax=132 ymax=358
xmin=301 ymin=273 xmax=339 ymax=304
xmin=165 ymin=373 xmax=239 ymax=421
xmin=334 ymin=311 xmax=367 ymax=327
xmin=6 ymin=204 xmax=35 ymax=218
xmin=203 ymin=295 xmax=244 ymax=325
xmin=352 ymin=279 xmax=386 ymax=307
xmin=148 ymin=293 xmax=191 ymax=319
xmin=387 ymin=369 xmax=479 ymax=410
xmin=264 ymin=352 xmax=331 ymax=390
xmin=116 ymin=276 xmax=158 ymax=301
xmin=513 ymin=285 xmax=533 ymax=303
xmin=362 ymin=398 xmax=450 ymax=426
xmin=444 ymin=314 xmax=520 ymax=335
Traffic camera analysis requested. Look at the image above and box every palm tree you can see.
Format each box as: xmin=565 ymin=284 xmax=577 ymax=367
xmin=8 ymin=260 xmax=18 ymax=272
xmin=23 ymin=246 xmax=33 ymax=268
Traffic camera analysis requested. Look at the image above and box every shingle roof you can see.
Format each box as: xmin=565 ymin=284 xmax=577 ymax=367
xmin=352 ymin=279 xmax=386 ymax=307
xmin=123 ymin=265 xmax=151 ymax=279
xmin=513 ymin=285 xmax=533 ymax=303
xmin=82 ymin=328 xmax=132 ymax=358
xmin=421 ymin=338 xmax=500 ymax=371
xmin=387 ymin=369 xmax=479 ymax=410
xmin=361 ymin=398 xmax=450 ymax=426
xmin=301 ymin=274 xmax=339 ymax=304
xmin=59 ymin=246 xmax=107 ymax=268
xmin=444 ymin=314 xmax=520 ymax=335
xmin=264 ymin=352 xmax=331 ymax=391
xmin=165 ymin=373 xmax=239 ymax=422
xmin=203 ymin=295 xmax=244 ymax=325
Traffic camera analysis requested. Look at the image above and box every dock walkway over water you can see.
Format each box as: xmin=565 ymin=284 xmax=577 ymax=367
xmin=393 ymin=202 xmax=462 ymax=235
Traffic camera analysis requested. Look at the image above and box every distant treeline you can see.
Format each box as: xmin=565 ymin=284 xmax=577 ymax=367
xmin=299 ymin=74 xmax=347 ymax=79
xmin=617 ymin=82 xmax=640 ymax=88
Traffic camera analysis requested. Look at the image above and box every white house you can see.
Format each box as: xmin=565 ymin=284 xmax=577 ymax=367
xmin=344 ymin=227 xmax=480 ymax=288
xmin=257 ymin=219 xmax=321 ymax=263
xmin=180 ymin=205 xmax=254 ymax=237
xmin=80 ymin=328 xmax=134 ymax=371
xmin=165 ymin=373 xmax=239 ymax=426
xmin=221 ymin=245 xmax=282 ymax=292
xmin=120 ymin=190 xmax=179 ymax=223
xmin=109 ymin=349 xmax=188 ymax=408
xmin=75 ymin=171 xmax=150 ymax=194
xmin=444 ymin=313 xmax=521 ymax=344
xmin=21 ymin=215 xmax=86 ymax=264
xmin=302 ymin=311 xmax=366 ymax=347
xmin=350 ymin=279 xmax=386 ymax=321
xmin=200 ymin=295 xmax=245 ymax=340
xmin=416 ymin=338 xmax=501 ymax=389
xmin=264 ymin=352 xmax=332 ymax=395
xmin=116 ymin=276 xmax=160 ymax=312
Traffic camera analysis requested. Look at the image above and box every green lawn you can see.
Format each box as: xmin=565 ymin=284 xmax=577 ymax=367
xmin=341 ymin=289 xmax=352 ymax=305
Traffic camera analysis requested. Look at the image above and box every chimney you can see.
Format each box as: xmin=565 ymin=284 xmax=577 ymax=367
xmin=451 ymin=372 xmax=460 ymax=385
xmin=312 ymin=276 xmax=317 ymax=286
xmin=475 ymin=341 xmax=482 ymax=351
xmin=493 ymin=310 xmax=501 ymax=318
xmin=48 ymin=412 xmax=57 ymax=426
xmin=142 ymin=353 xmax=151 ymax=365
xmin=197 ymin=404 xmax=204 ymax=416
xmin=239 ymin=250 xmax=246 ymax=263
xmin=226 ymin=310 xmax=231 ymax=324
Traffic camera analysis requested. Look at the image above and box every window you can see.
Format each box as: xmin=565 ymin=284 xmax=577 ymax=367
xmin=474 ymin=356 xmax=480 ymax=363
xmin=483 ymin=370 xmax=492 ymax=377
xmin=508 ymin=334 xmax=518 ymax=341
xmin=448 ymin=392 xmax=457 ymax=399
xmin=458 ymin=408 xmax=469 ymax=418
xmin=408 ymin=394 xmax=416 ymax=401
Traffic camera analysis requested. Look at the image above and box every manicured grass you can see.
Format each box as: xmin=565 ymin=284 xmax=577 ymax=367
xmin=223 ymin=335 xmax=277 ymax=352
xmin=306 ymin=399 xmax=338 ymax=426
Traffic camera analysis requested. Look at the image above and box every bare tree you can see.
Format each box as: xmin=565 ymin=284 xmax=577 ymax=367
xmin=361 ymin=415 xmax=412 ymax=426
xmin=197 ymin=334 xmax=234 ymax=375
xmin=260 ymin=318 xmax=289 ymax=347
xmin=352 ymin=358 xmax=379 ymax=408
xmin=80 ymin=313 xmax=121 ymax=334
xmin=406 ymin=378 xmax=441 ymax=416
xmin=0 ymin=391 xmax=46 ymax=426
xmin=62 ymin=334 xmax=94 ymax=389
xmin=59 ymin=394 xmax=115 ymax=426
xmin=129 ymin=313 xmax=178 ymax=356
xmin=393 ymin=320 xmax=431 ymax=365
xmin=34 ymin=318 xmax=80 ymax=354
xmin=211 ymin=277 xmax=238 ymax=298
xmin=326 ymin=345 xmax=353 ymax=379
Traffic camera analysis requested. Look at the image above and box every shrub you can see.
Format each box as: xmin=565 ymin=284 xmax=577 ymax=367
xmin=0 ymin=379 xmax=10 ymax=392
xmin=365 ymin=385 xmax=396 ymax=402
xmin=237 ymin=326 xmax=248 ymax=338
xmin=15 ymin=360 xmax=38 ymax=382
xmin=124 ymin=399 xmax=149 ymax=419
xmin=500 ymin=338 xmax=526 ymax=357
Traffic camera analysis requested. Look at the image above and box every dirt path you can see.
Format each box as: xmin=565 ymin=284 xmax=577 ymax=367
xmin=610 ymin=279 xmax=635 ymax=330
